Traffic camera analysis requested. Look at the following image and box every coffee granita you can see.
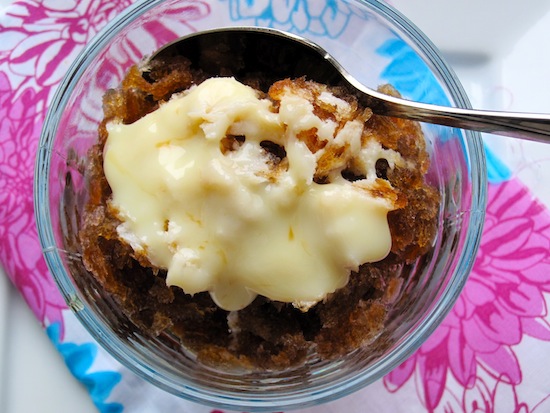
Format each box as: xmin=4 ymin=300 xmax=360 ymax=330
xmin=78 ymin=54 xmax=440 ymax=370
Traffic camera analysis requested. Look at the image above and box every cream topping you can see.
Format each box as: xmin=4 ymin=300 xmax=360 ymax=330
xmin=103 ymin=77 xmax=403 ymax=311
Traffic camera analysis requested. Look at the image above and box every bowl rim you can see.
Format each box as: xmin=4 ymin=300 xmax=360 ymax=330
xmin=34 ymin=0 xmax=488 ymax=410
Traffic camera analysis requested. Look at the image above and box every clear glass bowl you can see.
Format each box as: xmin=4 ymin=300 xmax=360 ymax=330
xmin=34 ymin=0 xmax=487 ymax=411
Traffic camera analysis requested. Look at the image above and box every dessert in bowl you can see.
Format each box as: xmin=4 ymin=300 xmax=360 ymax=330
xmin=34 ymin=0 xmax=487 ymax=410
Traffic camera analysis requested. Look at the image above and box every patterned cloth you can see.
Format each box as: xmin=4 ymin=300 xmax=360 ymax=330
xmin=2 ymin=1 xmax=550 ymax=412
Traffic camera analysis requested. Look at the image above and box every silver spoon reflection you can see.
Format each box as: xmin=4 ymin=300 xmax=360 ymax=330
xmin=151 ymin=27 xmax=550 ymax=143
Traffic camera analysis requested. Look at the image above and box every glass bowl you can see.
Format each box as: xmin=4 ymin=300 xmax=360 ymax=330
xmin=34 ymin=0 xmax=487 ymax=411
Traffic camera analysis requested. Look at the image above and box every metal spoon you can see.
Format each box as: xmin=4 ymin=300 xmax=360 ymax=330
xmin=150 ymin=27 xmax=550 ymax=143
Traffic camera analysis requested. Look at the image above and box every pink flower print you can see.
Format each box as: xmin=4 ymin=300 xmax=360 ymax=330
xmin=3 ymin=0 xmax=133 ymax=87
xmin=436 ymin=375 xmax=530 ymax=413
xmin=3 ymin=0 xmax=212 ymax=88
xmin=384 ymin=179 xmax=550 ymax=412
xmin=0 ymin=74 xmax=39 ymax=233
xmin=0 ymin=71 xmax=66 ymax=326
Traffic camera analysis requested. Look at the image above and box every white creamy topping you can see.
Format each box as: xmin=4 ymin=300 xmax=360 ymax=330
xmin=104 ymin=77 xmax=403 ymax=311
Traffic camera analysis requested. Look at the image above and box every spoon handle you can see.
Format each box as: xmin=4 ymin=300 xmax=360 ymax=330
xmin=369 ymin=92 xmax=550 ymax=143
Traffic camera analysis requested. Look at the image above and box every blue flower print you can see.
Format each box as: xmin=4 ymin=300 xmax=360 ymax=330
xmin=47 ymin=322 xmax=124 ymax=413
xmin=377 ymin=38 xmax=450 ymax=106
xmin=485 ymin=147 xmax=512 ymax=182
xmin=377 ymin=38 xmax=511 ymax=182
xmin=224 ymin=0 xmax=360 ymax=38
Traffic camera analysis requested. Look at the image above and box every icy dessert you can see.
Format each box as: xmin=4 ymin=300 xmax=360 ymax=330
xmin=78 ymin=55 xmax=439 ymax=370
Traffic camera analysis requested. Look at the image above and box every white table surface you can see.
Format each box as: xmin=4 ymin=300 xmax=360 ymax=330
xmin=1 ymin=1 xmax=550 ymax=412
xmin=0 ymin=266 xmax=98 ymax=413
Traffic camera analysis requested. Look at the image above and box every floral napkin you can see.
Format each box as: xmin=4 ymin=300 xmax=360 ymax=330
xmin=2 ymin=1 xmax=550 ymax=412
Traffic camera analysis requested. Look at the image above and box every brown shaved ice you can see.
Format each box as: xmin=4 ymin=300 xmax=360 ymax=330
xmin=76 ymin=55 xmax=440 ymax=370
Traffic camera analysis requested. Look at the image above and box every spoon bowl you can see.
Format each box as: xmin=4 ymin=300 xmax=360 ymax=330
xmin=152 ymin=27 xmax=550 ymax=142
